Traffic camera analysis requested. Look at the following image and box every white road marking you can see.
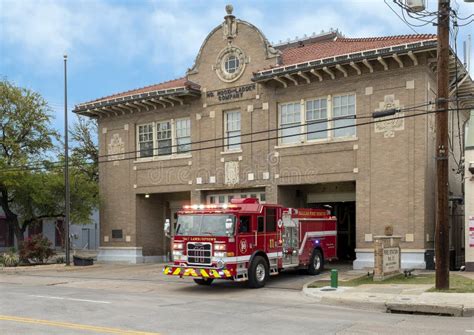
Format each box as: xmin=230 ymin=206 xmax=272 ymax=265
xmin=30 ymin=295 xmax=110 ymax=304
xmin=465 ymin=330 xmax=474 ymax=333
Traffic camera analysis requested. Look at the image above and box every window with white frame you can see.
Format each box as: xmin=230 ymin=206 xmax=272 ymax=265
xmin=136 ymin=118 xmax=191 ymax=159
xmin=306 ymin=98 xmax=328 ymax=140
xmin=225 ymin=110 xmax=241 ymax=151
xmin=333 ymin=94 xmax=356 ymax=138
xmin=138 ymin=124 xmax=154 ymax=158
xmin=176 ymin=119 xmax=191 ymax=154
xmin=278 ymin=93 xmax=356 ymax=145
xmin=279 ymin=102 xmax=301 ymax=144
xmin=157 ymin=121 xmax=172 ymax=156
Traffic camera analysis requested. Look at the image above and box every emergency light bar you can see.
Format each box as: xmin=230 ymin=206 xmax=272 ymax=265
xmin=182 ymin=198 xmax=259 ymax=210
xmin=182 ymin=203 xmax=240 ymax=210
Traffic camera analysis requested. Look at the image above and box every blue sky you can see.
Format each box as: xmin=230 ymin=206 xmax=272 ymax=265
xmin=1 ymin=0 xmax=473 ymax=135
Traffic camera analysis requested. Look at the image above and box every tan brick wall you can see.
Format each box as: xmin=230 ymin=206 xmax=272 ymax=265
xmin=95 ymin=21 xmax=464 ymax=259
xmin=136 ymin=193 xmax=165 ymax=256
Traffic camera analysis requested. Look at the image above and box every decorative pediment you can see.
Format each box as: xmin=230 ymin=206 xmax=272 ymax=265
xmin=374 ymin=95 xmax=404 ymax=138
xmin=108 ymin=133 xmax=125 ymax=160
xmin=223 ymin=5 xmax=237 ymax=42
xmin=225 ymin=161 xmax=239 ymax=185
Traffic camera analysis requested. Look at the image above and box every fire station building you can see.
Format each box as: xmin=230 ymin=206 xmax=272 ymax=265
xmin=73 ymin=6 xmax=473 ymax=268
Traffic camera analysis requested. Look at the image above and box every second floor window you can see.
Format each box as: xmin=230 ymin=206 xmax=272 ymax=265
xmin=278 ymin=93 xmax=356 ymax=146
xmin=306 ymin=98 xmax=327 ymax=140
xmin=157 ymin=121 xmax=172 ymax=156
xmin=138 ymin=124 xmax=154 ymax=158
xmin=176 ymin=119 xmax=191 ymax=154
xmin=333 ymin=94 xmax=356 ymax=137
xmin=225 ymin=110 xmax=241 ymax=151
xmin=280 ymin=102 xmax=301 ymax=144
xmin=136 ymin=118 xmax=191 ymax=158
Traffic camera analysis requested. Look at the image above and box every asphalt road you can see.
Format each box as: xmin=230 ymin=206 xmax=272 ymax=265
xmin=0 ymin=264 xmax=473 ymax=334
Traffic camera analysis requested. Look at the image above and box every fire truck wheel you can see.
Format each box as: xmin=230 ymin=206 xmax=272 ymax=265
xmin=308 ymin=249 xmax=324 ymax=275
xmin=248 ymin=256 xmax=269 ymax=288
xmin=193 ymin=278 xmax=214 ymax=286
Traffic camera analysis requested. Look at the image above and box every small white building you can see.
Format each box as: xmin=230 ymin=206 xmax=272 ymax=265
xmin=0 ymin=209 xmax=99 ymax=252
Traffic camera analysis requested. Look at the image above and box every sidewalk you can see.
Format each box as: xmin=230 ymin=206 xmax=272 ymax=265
xmin=303 ymin=269 xmax=474 ymax=317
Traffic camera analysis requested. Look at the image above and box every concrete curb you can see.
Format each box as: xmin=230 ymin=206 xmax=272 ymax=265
xmin=463 ymin=307 xmax=474 ymax=317
xmin=302 ymin=283 xmax=386 ymax=311
xmin=303 ymin=282 xmax=474 ymax=317
xmin=320 ymin=295 xmax=387 ymax=311
xmin=0 ymin=263 xmax=102 ymax=273
xmin=385 ymin=301 xmax=464 ymax=317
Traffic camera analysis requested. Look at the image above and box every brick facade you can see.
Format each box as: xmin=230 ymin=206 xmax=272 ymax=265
xmin=74 ymin=8 xmax=470 ymax=267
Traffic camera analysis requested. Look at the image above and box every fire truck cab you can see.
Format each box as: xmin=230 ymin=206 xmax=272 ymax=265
xmin=163 ymin=198 xmax=337 ymax=288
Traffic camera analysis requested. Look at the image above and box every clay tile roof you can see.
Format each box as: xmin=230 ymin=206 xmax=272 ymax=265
xmin=279 ymin=34 xmax=437 ymax=66
xmin=81 ymin=77 xmax=200 ymax=105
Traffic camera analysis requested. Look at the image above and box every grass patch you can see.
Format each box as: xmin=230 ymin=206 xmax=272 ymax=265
xmin=427 ymin=274 xmax=474 ymax=293
xmin=308 ymin=273 xmax=474 ymax=293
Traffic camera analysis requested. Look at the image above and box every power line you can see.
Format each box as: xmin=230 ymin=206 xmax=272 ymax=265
xmin=1 ymin=99 xmax=470 ymax=174
xmin=454 ymin=19 xmax=474 ymax=27
xmin=1 ymin=106 xmax=472 ymax=174
xmin=1 ymin=99 xmax=438 ymax=171
xmin=385 ymin=0 xmax=419 ymax=33
xmin=1 ymin=99 xmax=439 ymax=173
xmin=91 ymin=99 xmax=438 ymax=160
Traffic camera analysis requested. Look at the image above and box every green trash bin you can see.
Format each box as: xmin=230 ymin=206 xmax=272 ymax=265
xmin=330 ymin=269 xmax=338 ymax=288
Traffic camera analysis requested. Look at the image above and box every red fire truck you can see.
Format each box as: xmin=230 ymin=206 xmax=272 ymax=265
xmin=163 ymin=198 xmax=337 ymax=288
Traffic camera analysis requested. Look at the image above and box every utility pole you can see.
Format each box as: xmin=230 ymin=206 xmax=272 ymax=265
xmin=435 ymin=0 xmax=450 ymax=290
xmin=64 ymin=54 xmax=71 ymax=266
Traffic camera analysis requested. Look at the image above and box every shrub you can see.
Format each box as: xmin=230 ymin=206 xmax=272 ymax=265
xmin=55 ymin=256 xmax=65 ymax=264
xmin=0 ymin=251 xmax=19 ymax=267
xmin=19 ymin=234 xmax=55 ymax=264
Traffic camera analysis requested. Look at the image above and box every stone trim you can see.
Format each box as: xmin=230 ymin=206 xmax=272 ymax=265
xmin=353 ymin=249 xmax=426 ymax=270
xmin=97 ymin=247 xmax=144 ymax=264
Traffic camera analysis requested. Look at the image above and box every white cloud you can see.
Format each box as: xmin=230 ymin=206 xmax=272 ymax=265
xmin=1 ymin=0 xmax=472 ymax=78
xmin=0 ymin=0 xmax=150 ymax=72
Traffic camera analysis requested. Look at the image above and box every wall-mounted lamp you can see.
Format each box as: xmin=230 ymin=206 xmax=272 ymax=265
xmin=145 ymin=194 xmax=150 ymax=199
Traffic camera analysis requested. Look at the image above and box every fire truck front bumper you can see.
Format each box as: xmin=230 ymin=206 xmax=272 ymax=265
xmin=163 ymin=265 xmax=233 ymax=279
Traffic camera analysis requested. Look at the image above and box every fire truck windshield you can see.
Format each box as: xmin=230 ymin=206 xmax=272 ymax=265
xmin=175 ymin=214 xmax=235 ymax=236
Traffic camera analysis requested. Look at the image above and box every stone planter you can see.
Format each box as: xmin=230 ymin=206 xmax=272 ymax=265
xmin=73 ymin=255 xmax=94 ymax=266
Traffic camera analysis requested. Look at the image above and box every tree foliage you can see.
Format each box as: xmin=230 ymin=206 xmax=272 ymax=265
xmin=0 ymin=79 xmax=98 ymax=246
xmin=71 ymin=116 xmax=99 ymax=185
xmin=0 ymin=79 xmax=57 ymax=166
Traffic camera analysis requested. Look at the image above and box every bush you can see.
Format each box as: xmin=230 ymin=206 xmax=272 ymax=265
xmin=19 ymin=234 xmax=55 ymax=264
xmin=0 ymin=251 xmax=19 ymax=267
xmin=55 ymin=256 xmax=65 ymax=264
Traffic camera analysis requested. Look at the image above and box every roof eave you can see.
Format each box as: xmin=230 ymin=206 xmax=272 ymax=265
xmin=252 ymin=39 xmax=437 ymax=82
xmin=73 ymin=86 xmax=201 ymax=117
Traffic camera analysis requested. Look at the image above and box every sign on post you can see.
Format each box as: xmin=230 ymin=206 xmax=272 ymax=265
xmin=383 ymin=247 xmax=400 ymax=273
xmin=373 ymin=236 xmax=401 ymax=281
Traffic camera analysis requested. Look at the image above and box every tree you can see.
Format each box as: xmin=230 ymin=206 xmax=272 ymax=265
xmin=0 ymin=79 xmax=98 ymax=247
xmin=70 ymin=116 xmax=99 ymax=185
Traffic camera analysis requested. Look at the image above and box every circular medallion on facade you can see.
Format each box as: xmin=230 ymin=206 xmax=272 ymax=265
xmin=215 ymin=46 xmax=246 ymax=82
